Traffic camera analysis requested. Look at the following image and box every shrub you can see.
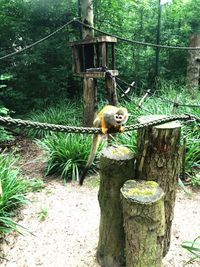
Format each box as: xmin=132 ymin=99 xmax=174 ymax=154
xmin=26 ymin=100 xmax=82 ymax=138
xmin=0 ymin=153 xmax=29 ymax=234
xmin=37 ymin=133 xmax=102 ymax=182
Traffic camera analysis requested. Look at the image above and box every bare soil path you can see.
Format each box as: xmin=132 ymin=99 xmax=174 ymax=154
xmin=0 ymin=139 xmax=200 ymax=267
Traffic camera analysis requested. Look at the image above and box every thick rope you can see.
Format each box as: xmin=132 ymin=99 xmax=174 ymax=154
xmin=1 ymin=17 xmax=200 ymax=61
xmin=75 ymin=20 xmax=200 ymax=51
xmin=0 ymin=18 xmax=77 ymax=61
xmin=0 ymin=114 xmax=199 ymax=135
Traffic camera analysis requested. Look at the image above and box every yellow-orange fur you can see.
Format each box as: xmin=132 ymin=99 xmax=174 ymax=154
xmin=79 ymin=105 xmax=128 ymax=185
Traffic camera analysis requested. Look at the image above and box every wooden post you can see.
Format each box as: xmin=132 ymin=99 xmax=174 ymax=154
xmin=186 ymin=34 xmax=200 ymax=97
xmin=135 ymin=115 xmax=181 ymax=257
xmin=105 ymin=73 xmax=118 ymax=106
xmin=83 ymin=77 xmax=97 ymax=126
xmin=96 ymin=146 xmax=135 ymax=267
xmin=80 ymin=0 xmax=97 ymax=126
xmin=121 ymin=180 xmax=165 ymax=267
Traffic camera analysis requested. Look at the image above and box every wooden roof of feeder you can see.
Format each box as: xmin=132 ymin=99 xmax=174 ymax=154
xmin=69 ymin=36 xmax=118 ymax=78
xmin=69 ymin=36 xmax=117 ymax=46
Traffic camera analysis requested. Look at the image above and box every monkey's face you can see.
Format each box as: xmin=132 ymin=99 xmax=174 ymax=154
xmin=114 ymin=108 xmax=128 ymax=126
xmin=114 ymin=113 xmax=126 ymax=125
xmin=104 ymin=108 xmax=128 ymax=127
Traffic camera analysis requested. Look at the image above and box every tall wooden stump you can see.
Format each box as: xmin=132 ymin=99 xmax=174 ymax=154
xmin=83 ymin=77 xmax=97 ymax=126
xmin=121 ymin=180 xmax=165 ymax=267
xmin=135 ymin=115 xmax=181 ymax=256
xmin=97 ymin=145 xmax=135 ymax=267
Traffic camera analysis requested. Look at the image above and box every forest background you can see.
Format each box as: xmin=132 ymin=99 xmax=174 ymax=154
xmin=0 ymin=0 xmax=199 ymax=114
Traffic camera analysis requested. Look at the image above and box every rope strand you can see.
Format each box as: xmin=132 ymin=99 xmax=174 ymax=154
xmin=0 ymin=114 xmax=199 ymax=135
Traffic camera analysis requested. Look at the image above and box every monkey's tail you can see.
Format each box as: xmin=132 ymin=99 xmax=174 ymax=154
xmin=79 ymin=134 xmax=100 ymax=185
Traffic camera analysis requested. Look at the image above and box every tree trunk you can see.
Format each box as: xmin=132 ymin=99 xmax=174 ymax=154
xmin=97 ymin=146 xmax=135 ymax=267
xmin=135 ymin=115 xmax=181 ymax=257
xmin=121 ymin=180 xmax=165 ymax=267
xmin=80 ymin=0 xmax=96 ymax=126
xmin=80 ymin=0 xmax=94 ymax=39
xmin=186 ymin=34 xmax=200 ymax=97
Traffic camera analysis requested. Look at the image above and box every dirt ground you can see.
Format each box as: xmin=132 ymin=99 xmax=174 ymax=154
xmin=0 ymin=139 xmax=200 ymax=267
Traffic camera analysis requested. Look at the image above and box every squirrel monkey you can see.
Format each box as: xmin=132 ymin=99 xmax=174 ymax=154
xmin=79 ymin=105 xmax=129 ymax=185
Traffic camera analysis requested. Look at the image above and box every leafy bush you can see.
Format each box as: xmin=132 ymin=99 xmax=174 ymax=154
xmin=26 ymin=100 xmax=82 ymax=138
xmin=37 ymin=133 xmax=101 ymax=182
xmin=0 ymin=153 xmax=29 ymax=234
xmin=0 ymin=106 xmax=14 ymax=143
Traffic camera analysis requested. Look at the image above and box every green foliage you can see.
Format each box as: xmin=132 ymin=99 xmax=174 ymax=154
xmin=0 ymin=105 xmax=14 ymax=142
xmin=27 ymin=178 xmax=45 ymax=192
xmin=0 ymin=153 xmax=29 ymax=234
xmin=182 ymin=236 xmax=200 ymax=265
xmin=26 ymin=100 xmax=82 ymax=138
xmin=0 ymin=0 xmax=78 ymax=113
xmin=37 ymin=133 xmax=98 ymax=182
xmin=0 ymin=0 xmax=199 ymax=114
xmin=37 ymin=207 xmax=48 ymax=221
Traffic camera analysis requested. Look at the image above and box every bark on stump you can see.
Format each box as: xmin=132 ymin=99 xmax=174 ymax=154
xmin=135 ymin=115 xmax=181 ymax=256
xmin=121 ymin=180 xmax=165 ymax=267
xmin=97 ymin=145 xmax=135 ymax=267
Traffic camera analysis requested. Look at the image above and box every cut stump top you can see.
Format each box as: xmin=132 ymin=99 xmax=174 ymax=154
xmin=101 ymin=145 xmax=134 ymax=161
xmin=121 ymin=180 xmax=164 ymax=204
xmin=138 ymin=115 xmax=181 ymax=129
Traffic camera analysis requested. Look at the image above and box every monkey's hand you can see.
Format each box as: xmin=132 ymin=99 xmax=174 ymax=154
xmin=119 ymin=126 xmax=125 ymax=133
xmin=101 ymin=127 xmax=108 ymax=134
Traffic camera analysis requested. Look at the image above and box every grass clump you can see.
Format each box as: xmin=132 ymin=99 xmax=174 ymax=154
xmin=26 ymin=100 xmax=82 ymax=138
xmin=37 ymin=133 xmax=101 ymax=182
xmin=182 ymin=236 xmax=200 ymax=265
xmin=0 ymin=153 xmax=29 ymax=234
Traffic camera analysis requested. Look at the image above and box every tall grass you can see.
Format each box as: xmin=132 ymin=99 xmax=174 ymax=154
xmin=37 ymin=133 xmax=103 ymax=182
xmin=26 ymin=100 xmax=82 ymax=138
xmin=182 ymin=236 xmax=200 ymax=265
xmin=0 ymin=153 xmax=29 ymax=234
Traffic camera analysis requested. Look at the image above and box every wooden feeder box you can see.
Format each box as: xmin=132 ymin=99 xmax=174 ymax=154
xmin=69 ymin=36 xmax=118 ymax=78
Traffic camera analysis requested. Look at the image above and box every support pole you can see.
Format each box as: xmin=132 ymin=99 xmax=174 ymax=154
xmin=83 ymin=77 xmax=97 ymax=126
xmin=135 ymin=115 xmax=181 ymax=256
xmin=80 ymin=0 xmax=96 ymax=126
xmin=97 ymin=146 xmax=135 ymax=267
xmin=105 ymin=73 xmax=118 ymax=106
xmin=121 ymin=180 xmax=165 ymax=267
